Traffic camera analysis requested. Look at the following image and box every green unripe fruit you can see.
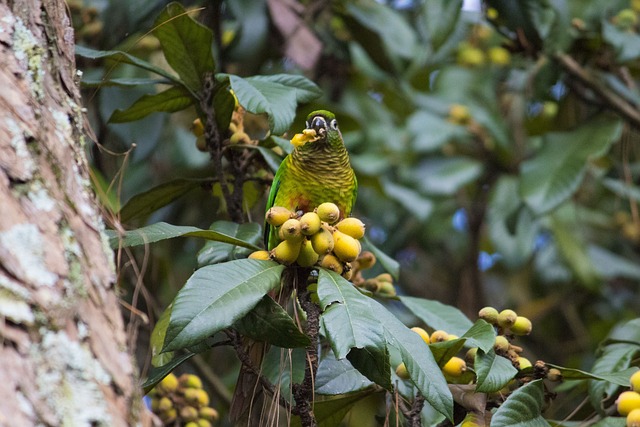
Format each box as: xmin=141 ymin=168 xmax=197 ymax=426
xmin=316 ymin=202 xmax=340 ymax=224
xmin=160 ymin=408 xmax=177 ymax=423
xmin=310 ymin=226 xmax=334 ymax=255
xmin=497 ymin=309 xmax=518 ymax=328
xmin=300 ymin=212 xmax=321 ymax=235
xmin=335 ymin=217 xmax=366 ymax=239
xmin=279 ymin=218 xmax=304 ymax=242
xmin=181 ymin=406 xmax=199 ymax=422
xmin=511 ymin=316 xmax=532 ymax=335
xmin=488 ymin=46 xmax=510 ymax=66
xmin=376 ymin=281 xmax=396 ymax=297
xmin=411 ymin=327 xmax=430 ymax=344
xmin=271 ymin=239 xmax=302 ymax=265
xmin=442 ymin=356 xmax=467 ymax=377
xmin=457 ymin=46 xmax=485 ymax=67
xmin=631 ymin=370 xmax=640 ymax=392
xmin=266 ymin=206 xmax=294 ymax=226
xmin=619 ymin=391 xmax=640 ymax=415
xmin=628 ymin=408 xmax=640 ymax=427
xmin=396 ymin=362 xmax=410 ymax=380
xmin=478 ymin=306 xmax=499 ymax=325
xmin=152 ymin=396 xmax=173 ymax=412
xmin=248 ymin=250 xmax=271 ymax=260
xmin=430 ymin=330 xmax=449 ymax=343
xmin=297 ymin=239 xmax=320 ymax=267
xmin=465 ymin=347 xmax=478 ymax=364
xmin=517 ymin=357 xmax=532 ymax=370
xmin=199 ymin=406 xmax=220 ymax=421
xmin=192 ymin=118 xmax=205 ymax=137
xmin=179 ymin=373 xmax=203 ymax=389
xmin=332 ymin=230 xmax=361 ymax=262
xmin=157 ymin=373 xmax=179 ymax=394
xmin=541 ymin=101 xmax=558 ymax=119
xmin=356 ymin=251 xmax=376 ymax=269
xmin=615 ymin=9 xmax=638 ymax=30
xmin=494 ymin=335 xmax=510 ymax=353
xmin=320 ymin=254 xmax=343 ymax=274
xmin=197 ymin=419 xmax=213 ymax=427
xmin=547 ymin=368 xmax=562 ymax=382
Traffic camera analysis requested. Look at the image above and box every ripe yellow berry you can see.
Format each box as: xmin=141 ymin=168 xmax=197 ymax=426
xmin=396 ymin=362 xmax=410 ymax=380
xmin=320 ymin=254 xmax=343 ymax=274
xmin=248 ymin=250 xmax=270 ymax=260
xmin=160 ymin=408 xmax=177 ymax=423
xmin=279 ymin=218 xmax=304 ymax=242
xmin=448 ymin=104 xmax=471 ymax=125
xmin=332 ymin=230 xmax=361 ymax=262
xmin=465 ymin=347 xmax=478 ymax=364
xmin=271 ymin=239 xmax=302 ymax=265
xmin=179 ymin=373 xmax=203 ymax=389
xmin=487 ymin=7 xmax=498 ymax=20
xmin=192 ymin=118 xmax=205 ymax=137
xmin=546 ymin=368 xmax=562 ymax=382
xmin=619 ymin=391 xmax=640 ymax=416
xmin=316 ymin=202 xmax=341 ymax=224
xmin=497 ymin=309 xmax=518 ymax=328
xmin=157 ymin=373 xmax=179 ymax=394
xmin=376 ymin=281 xmax=396 ymax=297
xmin=457 ymin=46 xmax=485 ymax=67
xmin=184 ymin=388 xmax=210 ymax=407
xmin=628 ymin=408 xmax=640 ymax=427
xmin=631 ymin=370 xmax=640 ymax=392
xmin=511 ymin=316 xmax=532 ymax=335
xmin=335 ymin=217 xmax=366 ymax=239
xmin=517 ymin=357 xmax=532 ymax=370
xmin=342 ymin=267 xmax=353 ymax=280
xmin=185 ymin=422 xmax=199 ymax=427
xmin=442 ymin=356 xmax=467 ymax=377
xmin=430 ymin=330 xmax=449 ymax=343
xmin=356 ymin=251 xmax=376 ymax=269
xmin=541 ymin=101 xmax=558 ymax=118
xmin=230 ymin=131 xmax=251 ymax=144
xmin=180 ymin=406 xmax=199 ymax=422
xmin=152 ymin=396 xmax=173 ymax=412
xmin=411 ymin=327 xmax=430 ymax=344
xmin=494 ymin=335 xmax=510 ymax=353
xmin=310 ymin=226 xmax=334 ymax=255
xmin=447 ymin=334 xmax=459 ymax=341
xmin=300 ymin=212 xmax=321 ymax=235
xmin=478 ymin=306 xmax=499 ymax=325
xmin=199 ymin=406 xmax=220 ymax=421
xmin=488 ymin=46 xmax=510 ymax=66
xmin=296 ymin=239 xmax=320 ymax=267
xmin=291 ymin=129 xmax=317 ymax=148
xmin=266 ymin=206 xmax=294 ymax=226
xmin=197 ymin=419 xmax=213 ymax=427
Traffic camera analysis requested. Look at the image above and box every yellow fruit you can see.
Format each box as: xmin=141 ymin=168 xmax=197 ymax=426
xmin=628 ymin=408 xmax=640 ymax=427
xmin=494 ymin=335 xmax=510 ymax=353
xmin=377 ymin=281 xmax=396 ymax=297
xmin=618 ymin=391 xmax=640 ymax=416
xmin=185 ymin=422 xmax=199 ymax=427
xmin=197 ymin=419 xmax=213 ymax=427
xmin=442 ymin=356 xmax=467 ymax=377
xmin=230 ymin=131 xmax=251 ymax=144
xmin=316 ymin=202 xmax=340 ymax=224
xmin=396 ymin=362 xmax=410 ymax=380
xmin=375 ymin=273 xmax=393 ymax=283
xmin=332 ymin=230 xmax=361 ymax=262
xmin=248 ymin=250 xmax=270 ymax=260
xmin=157 ymin=373 xmax=179 ymax=394
xmin=271 ymin=239 xmax=302 ymax=265
xmin=541 ymin=101 xmax=558 ymax=118
xmin=547 ymin=368 xmax=562 ymax=382
xmin=199 ymin=406 xmax=220 ymax=421
xmin=478 ymin=306 xmax=499 ymax=325
xmin=511 ymin=316 xmax=532 ymax=335
xmin=342 ymin=267 xmax=353 ymax=280
xmin=160 ymin=408 xmax=177 ymax=423
xmin=180 ymin=406 xmax=199 ymax=422
xmin=430 ymin=330 xmax=449 ymax=343
xmin=631 ymin=370 xmax=640 ymax=392
xmin=310 ymin=226 xmax=334 ymax=255
xmin=517 ymin=357 xmax=532 ymax=370
xmin=196 ymin=136 xmax=207 ymax=152
xmin=465 ymin=348 xmax=478 ymax=364
xmin=447 ymin=334 xmax=459 ymax=341
xmin=487 ymin=7 xmax=498 ymax=20
xmin=184 ymin=388 xmax=210 ymax=407
xmin=488 ymin=46 xmax=510 ymax=66
xmin=497 ymin=309 xmax=518 ymax=328
xmin=266 ymin=206 xmax=293 ymax=226
xmin=448 ymin=104 xmax=471 ymax=125
xmin=461 ymin=412 xmax=481 ymax=427
xmin=297 ymin=239 xmax=320 ymax=267
xmin=457 ymin=46 xmax=485 ymax=67
xmin=300 ymin=212 xmax=321 ymax=235
xmin=356 ymin=251 xmax=376 ymax=269
xmin=179 ymin=373 xmax=203 ymax=389
xmin=279 ymin=218 xmax=304 ymax=242
xmin=320 ymin=254 xmax=343 ymax=274
xmin=336 ymin=217 xmax=366 ymax=239
xmin=192 ymin=118 xmax=205 ymax=137
xmin=152 ymin=396 xmax=173 ymax=412
xmin=411 ymin=327 xmax=430 ymax=344
xmin=291 ymin=129 xmax=318 ymax=148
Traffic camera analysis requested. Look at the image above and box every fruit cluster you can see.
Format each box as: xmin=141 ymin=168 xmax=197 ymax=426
xmin=456 ymin=23 xmax=511 ymax=68
xmin=477 ymin=307 xmax=535 ymax=371
xmin=149 ymin=372 xmax=219 ymax=427
xmin=617 ymin=371 xmax=640 ymax=427
xmin=193 ymin=95 xmax=254 ymax=152
xmin=612 ymin=3 xmax=640 ymax=32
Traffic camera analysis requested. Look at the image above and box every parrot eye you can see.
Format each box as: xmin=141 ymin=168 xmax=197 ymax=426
xmin=330 ymin=119 xmax=338 ymax=130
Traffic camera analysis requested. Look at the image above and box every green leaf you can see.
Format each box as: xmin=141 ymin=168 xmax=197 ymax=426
xmin=75 ymin=45 xmax=181 ymax=84
xmin=589 ymin=417 xmax=627 ymax=427
xmin=461 ymin=319 xmax=497 ymax=353
xmin=118 ymin=179 xmax=204 ymax=223
xmin=361 ymin=236 xmax=400 ymax=280
xmin=602 ymin=21 xmax=640 ymax=63
xmin=163 ymin=259 xmax=285 ymax=352
xmin=317 ymin=270 xmax=390 ymax=389
xmin=415 ymin=157 xmax=483 ymax=196
xmin=588 ymin=245 xmax=640 ymax=281
xmin=368 ymin=298 xmax=453 ymax=420
xmin=106 ymin=222 xmax=261 ymax=250
xmin=420 ymin=0 xmax=463 ymax=52
xmin=400 ymin=296 xmax=474 ymax=337
xmin=197 ymin=221 xmax=262 ymax=267
xmin=142 ymin=351 xmax=198 ymax=393
xmin=382 ymin=180 xmax=433 ymax=222
xmin=213 ymin=85 xmax=236 ymax=133
xmin=151 ymin=304 xmax=174 ymax=367
xmin=81 ymin=77 xmax=173 ymax=87
xmin=547 ymin=363 xmax=637 ymax=385
xmin=602 ymin=178 xmax=640 ymax=202
xmin=588 ymin=343 xmax=640 ymax=413
xmin=491 ymin=379 xmax=550 ymax=427
xmin=429 ymin=339 xmax=466 ymax=367
xmin=291 ymin=390 xmax=376 ymax=427
xmin=233 ymin=296 xmax=310 ymax=348
xmin=316 ymin=353 xmax=374 ymax=395
xmin=109 ymin=85 xmax=194 ymax=123
xmin=520 ymin=117 xmax=622 ymax=214
xmin=153 ymin=2 xmax=216 ymax=92
xmin=608 ymin=318 xmax=640 ymax=344
xmin=220 ymin=74 xmax=321 ymax=134
xmin=407 ymin=110 xmax=470 ymax=153
xmin=475 ymin=349 xmax=518 ymax=393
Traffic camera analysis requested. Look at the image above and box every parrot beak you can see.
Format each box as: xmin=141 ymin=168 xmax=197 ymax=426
xmin=308 ymin=116 xmax=328 ymax=138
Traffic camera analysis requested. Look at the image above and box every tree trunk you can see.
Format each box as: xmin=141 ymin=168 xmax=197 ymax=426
xmin=0 ymin=0 xmax=146 ymax=425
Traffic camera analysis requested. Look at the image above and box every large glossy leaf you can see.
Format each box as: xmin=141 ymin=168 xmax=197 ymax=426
xmin=163 ymin=259 xmax=285 ymax=352
xmin=142 ymin=351 xmax=197 ymax=393
xmin=106 ymin=222 xmax=261 ymax=250
xmin=368 ymin=299 xmax=453 ymax=420
xmin=420 ymin=0 xmax=463 ymax=52
xmin=588 ymin=343 xmax=639 ymax=413
xmin=151 ymin=303 xmax=174 ymax=367
xmin=491 ymin=379 xmax=550 ymax=427
xmin=153 ymin=2 xmax=216 ymax=92
xmin=233 ymin=295 xmax=310 ymax=348
xmin=550 ymin=213 xmax=599 ymax=289
xmin=317 ymin=270 xmax=390 ymax=389
xmin=475 ymin=349 xmax=518 ymax=393
xmin=520 ymin=117 xmax=622 ymax=214
xmin=547 ymin=363 xmax=637 ymax=385
xmin=291 ymin=389 xmax=376 ymax=427
xmin=109 ymin=85 xmax=193 ymax=123
xmin=197 ymin=221 xmax=262 ymax=267
xmin=400 ymin=296 xmax=474 ymax=337
xmin=316 ymin=353 xmax=374 ymax=395
xmin=607 ymin=318 xmax=640 ymax=344
xmin=118 ymin=178 xmax=204 ymax=223
xmin=461 ymin=320 xmax=497 ymax=353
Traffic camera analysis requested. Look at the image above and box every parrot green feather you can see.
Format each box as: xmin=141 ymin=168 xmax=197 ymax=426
xmin=265 ymin=110 xmax=358 ymax=249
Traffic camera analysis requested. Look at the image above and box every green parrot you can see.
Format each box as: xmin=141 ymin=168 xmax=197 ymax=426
xmin=265 ymin=109 xmax=358 ymax=249
xmin=229 ymin=110 xmax=358 ymax=424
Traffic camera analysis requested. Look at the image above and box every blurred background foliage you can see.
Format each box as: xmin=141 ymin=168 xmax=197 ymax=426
xmin=73 ymin=0 xmax=640 ymax=423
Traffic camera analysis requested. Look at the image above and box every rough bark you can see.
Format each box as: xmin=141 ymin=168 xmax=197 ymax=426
xmin=0 ymin=0 xmax=146 ymax=425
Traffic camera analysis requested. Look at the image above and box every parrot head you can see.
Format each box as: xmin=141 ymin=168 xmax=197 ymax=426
xmin=290 ymin=110 xmax=343 ymax=150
